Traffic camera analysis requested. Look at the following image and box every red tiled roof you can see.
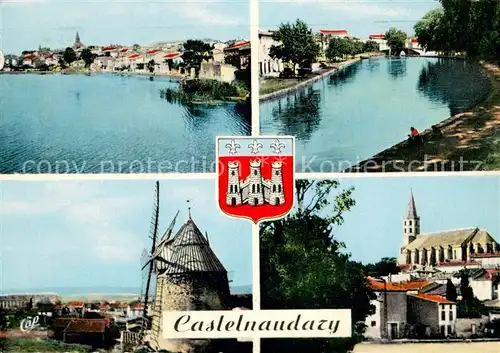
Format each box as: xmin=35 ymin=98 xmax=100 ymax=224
xmin=67 ymin=301 xmax=84 ymax=307
xmin=367 ymin=277 xmax=431 ymax=292
xmin=225 ymin=41 xmax=251 ymax=51
xmin=436 ymin=260 xmax=481 ymax=267
xmin=127 ymin=54 xmax=141 ymax=59
xmin=53 ymin=318 xmax=110 ymax=333
xmin=164 ymin=52 xmax=182 ymax=59
xmin=409 ymin=293 xmax=455 ymax=304
xmin=411 ymin=38 xmax=418 ymax=43
xmin=24 ymin=54 xmax=37 ymax=60
xmin=320 ymin=29 xmax=348 ymax=35
xmin=369 ymin=34 xmax=385 ymax=39
xmin=102 ymin=46 xmax=116 ymax=51
xmin=120 ymin=48 xmax=128 ymax=52
xmin=471 ymin=252 xmax=500 ymax=258
xmin=147 ymin=49 xmax=161 ymax=54
xmin=129 ymin=303 xmax=144 ymax=309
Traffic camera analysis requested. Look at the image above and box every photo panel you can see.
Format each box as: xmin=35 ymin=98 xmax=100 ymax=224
xmin=258 ymin=0 xmax=500 ymax=173
xmin=259 ymin=175 xmax=500 ymax=352
xmin=0 ymin=0 xmax=252 ymax=174
xmin=0 ymin=178 xmax=252 ymax=353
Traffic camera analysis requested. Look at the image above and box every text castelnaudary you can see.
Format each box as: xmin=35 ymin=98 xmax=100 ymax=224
xmin=174 ymin=314 xmax=340 ymax=334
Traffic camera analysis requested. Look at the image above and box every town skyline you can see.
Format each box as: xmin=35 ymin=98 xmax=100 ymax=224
xmin=1 ymin=0 xmax=250 ymax=54
xmin=0 ymin=180 xmax=253 ymax=292
xmin=318 ymin=176 xmax=500 ymax=264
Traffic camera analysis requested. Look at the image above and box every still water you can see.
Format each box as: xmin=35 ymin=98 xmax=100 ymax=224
xmin=0 ymin=74 xmax=250 ymax=173
xmin=260 ymin=57 xmax=492 ymax=172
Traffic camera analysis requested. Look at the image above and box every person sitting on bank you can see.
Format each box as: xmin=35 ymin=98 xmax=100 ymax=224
xmin=408 ymin=127 xmax=423 ymax=146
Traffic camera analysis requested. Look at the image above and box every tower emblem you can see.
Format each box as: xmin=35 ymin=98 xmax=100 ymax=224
xmin=216 ymin=136 xmax=295 ymax=223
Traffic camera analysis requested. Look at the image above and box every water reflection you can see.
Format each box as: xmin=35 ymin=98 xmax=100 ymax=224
xmin=417 ymin=59 xmax=491 ymax=116
xmin=387 ymin=57 xmax=407 ymax=79
xmin=271 ymin=87 xmax=321 ymax=141
xmin=328 ymin=63 xmax=360 ymax=87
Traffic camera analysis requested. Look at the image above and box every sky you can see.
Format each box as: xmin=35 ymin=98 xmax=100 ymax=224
xmin=0 ymin=0 xmax=251 ymax=54
xmin=302 ymin=175 xmax=500 ymax=264
xmin=260 ymin=0 xmax=441 ymax=38
xmin=0 ymin=179 xmax=252 ymax=292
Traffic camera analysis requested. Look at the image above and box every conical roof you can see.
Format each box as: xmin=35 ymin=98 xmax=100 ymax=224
xmin=406 ymin=190 xmax=418 ymax=219
xmin=158 ymin=216 xmax=227 ymax=276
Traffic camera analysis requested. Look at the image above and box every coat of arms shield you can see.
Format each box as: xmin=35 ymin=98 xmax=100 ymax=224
xmin=216 ymin=136 xmax=295 ymax=223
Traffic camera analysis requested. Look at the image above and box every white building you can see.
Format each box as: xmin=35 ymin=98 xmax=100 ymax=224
xmin=258 ymin=30 xmax=283 ymax=77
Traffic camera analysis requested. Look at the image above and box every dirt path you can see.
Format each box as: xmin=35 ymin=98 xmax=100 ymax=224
xmin=348 ymin=61 xmax=500 ymax=172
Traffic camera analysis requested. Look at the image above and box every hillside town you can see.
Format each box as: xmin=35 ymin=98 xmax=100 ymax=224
xmin=1 ymin=32 xmax=250 ymax=84
xmin=363 ymin=191 xmax=500 ymax=341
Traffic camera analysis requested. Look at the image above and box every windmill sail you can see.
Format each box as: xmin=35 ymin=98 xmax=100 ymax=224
xmin=140 ymin=181 xmax=160 ymax=340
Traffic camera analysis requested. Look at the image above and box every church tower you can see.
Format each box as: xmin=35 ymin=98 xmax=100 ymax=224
xmin=400 ymin=190 xmax=420 ymax=262
xmin=248 ymin=160 xmax=264 ymax=206
xmin=73 ymin=31 xmax=84 ymax=50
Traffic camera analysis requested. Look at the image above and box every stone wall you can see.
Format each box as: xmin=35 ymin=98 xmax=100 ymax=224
xmin=455 ymin=316 xmax=489 ymax=338
xmin=149 ymin=274 xmax=230 ymax=353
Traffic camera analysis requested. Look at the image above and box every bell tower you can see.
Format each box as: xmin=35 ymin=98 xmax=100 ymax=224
xmin=400 ymin=190 xmax=420 ymax=263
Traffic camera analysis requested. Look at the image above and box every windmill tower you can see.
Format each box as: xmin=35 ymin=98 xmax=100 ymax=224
xmin=141 ymin=190 xmax=230 ymax=352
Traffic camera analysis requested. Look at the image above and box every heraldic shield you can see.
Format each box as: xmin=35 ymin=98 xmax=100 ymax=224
xmin=216 ymin=136 xmax=295 ymax=224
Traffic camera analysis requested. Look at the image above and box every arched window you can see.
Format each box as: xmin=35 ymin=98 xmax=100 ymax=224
xmin=257 ymin=184 xmax=260 ymax=192
xmin=278 ymin=184 xmax=282 ymax=192
xmin=230 ymin=185 xmax=233 ymax=193
xmin=275 ymin=170 xmax=279 ymax=176
xmin=273 ymin=185 xmax=276 ymax=192
xmin=252 ymin=185 xmax=255 ymax=193
xmin=231 ymin=170 xmax=235 ymax=176
xmin=235 ymin=185 xmax=238 ymax=192
xmin=254 ymin=170 xmax=257 ymax=175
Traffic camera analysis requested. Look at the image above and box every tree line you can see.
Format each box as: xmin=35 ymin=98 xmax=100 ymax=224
xmin=414 ymin=0 xmax=500 ymax=61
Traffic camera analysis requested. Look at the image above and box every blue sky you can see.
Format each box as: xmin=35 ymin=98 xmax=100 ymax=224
xmin=0 ymin=0 xmax=250 ymax=54
xmin=0 ymin=179 xmax=252 ymax=292
xmin=303 ymin=175 xmax=500 ymax=264
xmin=260 ymin=0 xmax=441 ymax=38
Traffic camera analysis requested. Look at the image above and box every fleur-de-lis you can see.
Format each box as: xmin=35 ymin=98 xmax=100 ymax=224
xmin=270 ymin=139 xmax=286 ymax=154
xmin=225 ymin=139 xmax=241 ymax=154
xmin=248 ymin=139 xmax=263 ymax=154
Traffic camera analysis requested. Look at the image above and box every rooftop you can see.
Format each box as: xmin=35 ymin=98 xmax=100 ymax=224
xmin=367 ymin=277 xmax=432 ymax=292
xmin=409 ymin=293 xmax=454 ymax=304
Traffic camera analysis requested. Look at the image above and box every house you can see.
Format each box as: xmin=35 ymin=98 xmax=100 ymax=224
xmin=368 ymin=34 xmax=389 ymax=51
xmin=127 ymin=302 xmax=144 ymax=318
xmin=258 ymin=30 xmax=284 ymax=77
xmin=212 ymin=42 xmax=227 ymax=63
xmin=319 ymin=29 xmax=349 ymax=52
xmin=53 ymin=318 xmax=112 ymax=348
xmin=469 ymin=269 xmax=500 ymax=301
xmin=408 ymin=38 xmax=421 ymax=50
xmin=67 ymin=301 xmax=85 ymax=314
xmin=407 ymin=294 xmax=457 ymax=337
xmin=224 ymin=40 xmax=250 ymax=69
xmin=23 ymin=54 xmax=38 ymax=67
xmin=471 ymin=252 xmax=500 ymax=269
xmin=365 ymin=277 xmax=431 ymax=339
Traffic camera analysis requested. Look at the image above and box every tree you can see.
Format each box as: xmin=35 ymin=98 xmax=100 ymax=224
xmin=180 ymin=39 xmax=214 ymax=77
xmin=80 ymin=48 xmax=95 ymax=67
xmin=445 ymin=279 xmax=457 ymax=302
xmin=457 ymin=270 xmax=487 ymax=318
xmin=269 ymin=19 xmax=320 ymax=72
xmin=414 ymin=8 xmax=449 ymax=53
xmin=384 ymin=28 xmax=407 ymax=55
xmin=325 ymin=37 xmax=350 ymax=62
xmin=63 ymin=47 xmax=77 ymax=64
xmin=364 ymin=257 xmax=400 ymax=277
xmin=147 ymin=59 xmax=155 ymax=73
xmin=363 ymin=40 xmax=380 ymax=53
xmin=260 ymin=180 xmax=374 ymax=353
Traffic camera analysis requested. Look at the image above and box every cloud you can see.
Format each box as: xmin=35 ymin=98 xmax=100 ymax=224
xmin=269 ymin=0 xmax=411 ymax=18
xmin=175 ymin=3 xmax=244 ymax=26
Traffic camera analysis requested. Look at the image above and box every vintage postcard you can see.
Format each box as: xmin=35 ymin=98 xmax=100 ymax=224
xmin=0 ymin=0 xmax=251 ymax=174
xmin=258 ymin=0 xmax=500 ymax=173
xmin=259 ymin=175 xmax=500 ymax=352
xmin=0 ymin=179 xmax=252 ymax=352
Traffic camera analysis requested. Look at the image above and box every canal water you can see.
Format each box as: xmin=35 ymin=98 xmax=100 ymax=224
xmin=260 ymin=57 xmax=492 ymax=172
xmin=0 ymin=73 xmax=251 ymax=173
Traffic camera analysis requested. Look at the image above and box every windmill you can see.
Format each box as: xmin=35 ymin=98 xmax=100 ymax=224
xmin=138 ymin=181 xmax=179 ymax=343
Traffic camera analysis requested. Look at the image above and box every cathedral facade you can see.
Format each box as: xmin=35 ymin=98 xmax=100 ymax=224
xmin=399 ymin=191 xmax=500 ymax=268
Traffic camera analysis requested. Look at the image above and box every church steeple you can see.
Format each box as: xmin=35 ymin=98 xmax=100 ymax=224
xmin=403 ymin=189 xmax=420 ymax=245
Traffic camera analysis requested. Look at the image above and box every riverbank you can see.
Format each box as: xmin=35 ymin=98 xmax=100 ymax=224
xmin=347 ymin=61 xmax=500 ymax=172
xmin=0 ymin=69 xmax=184 ymax=80
xmin=259 ymin=52 xmax=384 ymax=102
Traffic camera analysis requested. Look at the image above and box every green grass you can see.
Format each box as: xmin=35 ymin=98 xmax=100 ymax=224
xmin=0 ymin=338 xmax=94 ymax=352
